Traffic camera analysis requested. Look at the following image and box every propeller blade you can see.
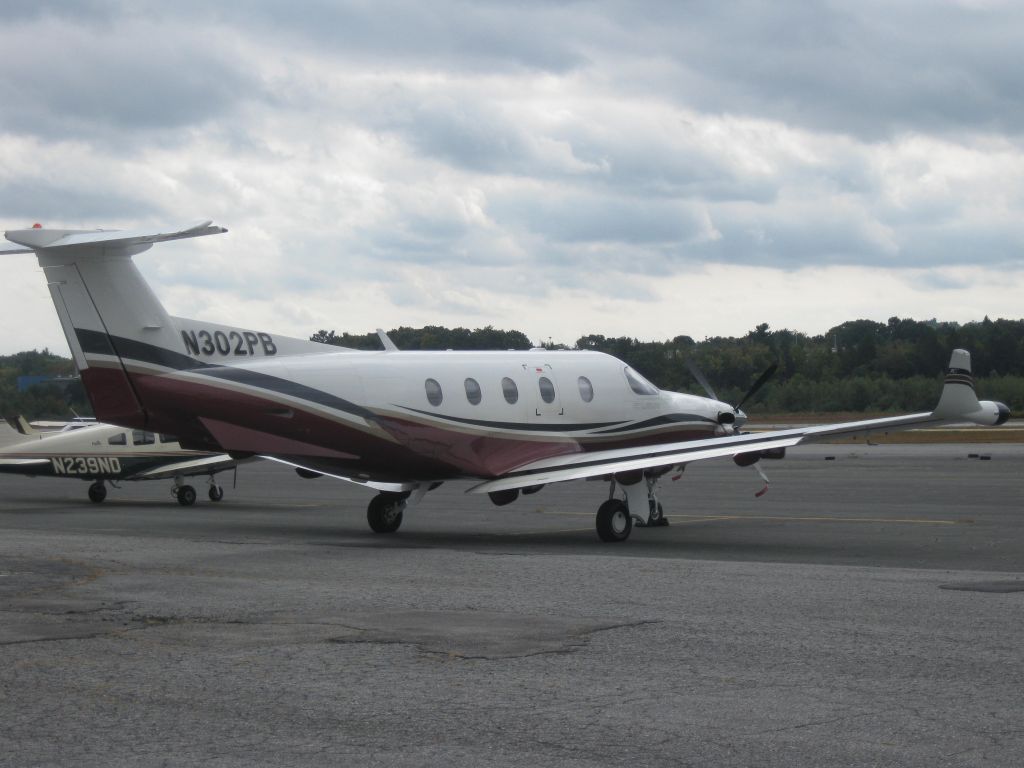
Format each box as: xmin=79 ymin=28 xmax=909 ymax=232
xmin=735 ymin=362 xmax=778 ymax=412
xmin=684 ymin=358 xmax=718 ymax=401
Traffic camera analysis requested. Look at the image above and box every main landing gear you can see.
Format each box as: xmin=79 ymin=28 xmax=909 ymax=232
xmin=367 ymin=492 xmax=407 ymax=533
xmin=365 ymin=484 xmax=438 ymax=534
xmin=170 ymin=476 xmax=225 ymax=506
xmin=88 ymin=481 xmax=107 ymax=503
xmin=595 ymin=475 xmax=670 ymax=543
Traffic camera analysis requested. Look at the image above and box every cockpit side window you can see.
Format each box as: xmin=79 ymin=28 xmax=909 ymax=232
xmin=624 ymin=366 xmax=658 ymax=396
xmin=107 ymin=433 xmax=127 ymax=446
xmin=132 ymin=430 xmax=155 ymax=445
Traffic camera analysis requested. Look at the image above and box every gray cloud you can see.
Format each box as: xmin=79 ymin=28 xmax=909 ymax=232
xmin=0 ymin=15 xmax=257 ymax=145
xmin=2 ymin=0 xmax=1023 ymax=353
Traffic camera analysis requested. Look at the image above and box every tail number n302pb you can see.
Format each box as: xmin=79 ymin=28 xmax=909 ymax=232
xmin=182 ymin=330 xmax=277 ymax=357
xmin=52 ymin=457 xmax=122 ymax=475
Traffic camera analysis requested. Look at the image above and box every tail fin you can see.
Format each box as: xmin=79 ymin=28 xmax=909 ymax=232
xmin=932 ymin=349 xmax=1010 ymax=426
xmin=4 ymin=221 xmax=345 ymax=431
xmin=4 ymin=415 xmax=36 ymax=436
xmin=3 ymin=222 xmax=226 ymax=426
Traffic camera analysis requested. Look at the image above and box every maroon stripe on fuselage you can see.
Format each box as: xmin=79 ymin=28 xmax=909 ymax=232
xmin=119 ymin=369 xmax=719 ymax=482
xmin=80 ymin=367 xmax=147 ymax=427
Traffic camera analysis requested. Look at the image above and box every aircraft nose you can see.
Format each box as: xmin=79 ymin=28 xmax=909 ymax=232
xmin=734 ymin=408 xmax=748 ymax=427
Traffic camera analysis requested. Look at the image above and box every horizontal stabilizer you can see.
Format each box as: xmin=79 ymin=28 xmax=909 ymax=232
xmin=3 ymin=221 xmax=226 ymax=255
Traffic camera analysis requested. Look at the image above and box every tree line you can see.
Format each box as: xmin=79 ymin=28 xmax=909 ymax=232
xmin=0 ymin=349 xmax=88 ymax=422
xmin=312 ymin=317 xmax=1024 ymax=413
xmin=3 ymin=317 xmax=1021 ymax=421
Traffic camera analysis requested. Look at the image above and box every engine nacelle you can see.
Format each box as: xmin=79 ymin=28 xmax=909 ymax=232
xmin=969 ymin=401 xmax=1011 ymax=426
xmin=733 ymin=447 xmax=786 ymax=467
xmin=488 ymin=489 xmax=520 ymax=506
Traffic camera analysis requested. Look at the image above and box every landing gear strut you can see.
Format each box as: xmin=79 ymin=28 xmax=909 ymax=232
xmin=88 ymin=481 xmax=107 ymax=503
xmin=367 ymin=492 xmax=407 ymax=533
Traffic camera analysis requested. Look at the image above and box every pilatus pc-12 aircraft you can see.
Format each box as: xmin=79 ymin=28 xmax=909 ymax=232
xmin=1 ymin=222 xmax=1010 ymax=541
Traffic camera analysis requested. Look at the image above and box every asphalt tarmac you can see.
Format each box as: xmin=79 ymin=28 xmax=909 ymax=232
xmin=1 ymin=426 xmax=1022 ymax=766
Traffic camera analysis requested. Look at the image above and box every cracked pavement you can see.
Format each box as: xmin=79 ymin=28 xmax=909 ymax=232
xmin=1 ymin=439 xmax=1023 ymax=766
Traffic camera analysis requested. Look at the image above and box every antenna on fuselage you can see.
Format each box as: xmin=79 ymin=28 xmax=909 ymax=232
xmin=376 ymin=329 xmax=399 ymax=351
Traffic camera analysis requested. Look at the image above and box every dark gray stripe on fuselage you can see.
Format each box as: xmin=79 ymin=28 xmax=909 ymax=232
xmin=395 ymin=405 xmax=625 ymax=433
xmin=593 ymin=413 xmax=717 ymax=434
xmin=76 ymin=328 xmax=378 ymax=423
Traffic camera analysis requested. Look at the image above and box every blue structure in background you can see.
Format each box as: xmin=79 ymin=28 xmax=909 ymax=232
xmin=15 ymin=375 xmax=79 ymax=393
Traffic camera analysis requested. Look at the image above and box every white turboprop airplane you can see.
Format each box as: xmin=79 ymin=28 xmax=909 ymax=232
xmin=0 ymin=416 xmax=241 ymax=504
xmin=1 ymin=222 xmax=1011 ymax=541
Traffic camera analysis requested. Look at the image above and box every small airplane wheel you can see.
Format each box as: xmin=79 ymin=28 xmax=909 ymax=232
xmin=596 ymin=498 xmax=632 ymax=542
xmin=367 ymin=493 xmax=404 ymax=533
xmin=208 ymin=485 xmax=224 ymax=502
xmin=649 ymin=500 xmax=669 ymax=527
xmin=88 ymin=482 xmax=107 ymax=504
xmin=177 ymin=485 xmax=197 ymax=507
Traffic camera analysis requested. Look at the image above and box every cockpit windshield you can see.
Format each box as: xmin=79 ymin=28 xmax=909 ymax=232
xmin=624 ymin=366 xmax=659 ymax=396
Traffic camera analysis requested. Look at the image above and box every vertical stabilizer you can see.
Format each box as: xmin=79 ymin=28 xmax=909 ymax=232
xmin=3 ymin=222 xmax=227 ymax=426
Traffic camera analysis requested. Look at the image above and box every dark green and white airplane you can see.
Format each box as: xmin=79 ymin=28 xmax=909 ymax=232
xmin=0 ymin=416 xmax=241 ymax=505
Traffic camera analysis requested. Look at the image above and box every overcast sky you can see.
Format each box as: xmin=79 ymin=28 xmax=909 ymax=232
xmin=2 ymin=0 xmax=1023 ymax=355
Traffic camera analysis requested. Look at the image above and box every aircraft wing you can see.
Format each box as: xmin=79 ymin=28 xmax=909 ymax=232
xmin=0 ymin=458 xmax=52 ymax=467
xmin=129 ymin=453 xmax=241 ymax=480
xmin=468 ymin=411 xmax=949 ymax=494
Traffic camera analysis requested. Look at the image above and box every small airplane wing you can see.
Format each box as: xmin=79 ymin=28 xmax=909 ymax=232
xmin=0 ymin=458 xmax=52 ymax=467
xmin=129 ymin=453 xmax=241 ymax=480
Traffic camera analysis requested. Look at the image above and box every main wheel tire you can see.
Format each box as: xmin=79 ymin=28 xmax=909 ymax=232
xmin=177 ymin=485 xmax=197 ymax=506
xmin=649 ymin=500 xmax=669 ymax=527
xmin=367 ymin=494 xmax=404 ymax=533
xmin=208 ymin=485 xmax=224 ymax=502
xmin=596 ymin=498 xmax=632 ymax=542
xmin=88 ymin=482 xmax=107 ymax=503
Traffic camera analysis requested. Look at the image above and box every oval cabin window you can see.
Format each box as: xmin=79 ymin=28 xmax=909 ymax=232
xmin=538 ymin=376 xmax=556 ymax=404
xmin=464 ymin=378 xmax=482 ymax=405
xmin=502 ymin=377 xmax=519 ymax=404
xmin=425 ymin=378 xmax=443 ymax=406
xmin=578 ymin=376 xmax=594 ymax=403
